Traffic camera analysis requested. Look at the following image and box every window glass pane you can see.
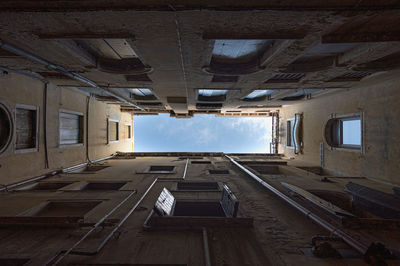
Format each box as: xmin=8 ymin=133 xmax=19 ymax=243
xmin=342 ymin=119 xmax=361 ymax=146
xmin=245 ymin=90 xmax=274 ymax=99
xmin=198 ymin=89 xmax=228 ymax=97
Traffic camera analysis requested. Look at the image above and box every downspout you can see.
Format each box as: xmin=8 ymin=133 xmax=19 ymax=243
xmin=0 ymin=40 xmax=146 ymax=111
xmin=86 ymin=95 xmax=91 ymax=163
xmin=224 ymin=154 xmax=369 ymax=255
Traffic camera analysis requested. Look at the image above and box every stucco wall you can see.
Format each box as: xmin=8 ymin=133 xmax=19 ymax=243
xmin=279 ymin=69 xmax=400 ymax=185
xmin=0 ymin=72 xmax=134 ymax=185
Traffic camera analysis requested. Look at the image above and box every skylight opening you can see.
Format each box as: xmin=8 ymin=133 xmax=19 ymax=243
xmin=134 ymin=114 xmax=273 ymax=153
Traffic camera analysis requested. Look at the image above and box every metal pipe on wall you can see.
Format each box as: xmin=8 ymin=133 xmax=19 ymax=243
xmin=0 ymin=40 xmax=146 ymax=111
xmin=224 ymin=155 xmax=369 ymax=255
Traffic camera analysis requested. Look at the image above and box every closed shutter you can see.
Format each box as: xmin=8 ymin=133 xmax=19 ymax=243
xmin=109 ymin=121 xmax=119 ymax=141
xmin=15 ymin=108 xmax=37 ymax=150
xmin=60 ymin=111 xmax=83 ymax=145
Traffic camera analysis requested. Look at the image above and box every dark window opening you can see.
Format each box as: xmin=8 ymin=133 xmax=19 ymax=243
xmin=209 ymin=170 xmax=230 ymax=175
xmin=212 ymin=75 xmax=238 ymax=83
xmin=196 ymin=103 xmax=223 ymax=109
xmin=287 ymin=119 xmax=294 ymax=147
xmin=25 ymin=182 xmax=73 ymax=191
xmin=177 ymin=181 xmax=219 ymax=191
xmin=125 ymin=74 xmax=152 ymax=82
xmin=126 ymin=125 xmax=132 ymax=139
xmin=82 ymin=182 xmax=126 ymax=191
xmin=173 ymin=201 xmax=226 ymax=217
xmin=191 ymin=161 xmax=211 ymax=164
xmin=149 ymin=165 xmax=175 ymax=173
xmin=249 ymin=165 xmax=281 ymax=175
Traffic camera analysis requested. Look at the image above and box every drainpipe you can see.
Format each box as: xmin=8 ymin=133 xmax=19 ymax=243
xmin=224 ymin=154 xmax=369 ymax=255
xmin=0 ymin=40 xmax=146 ymax=111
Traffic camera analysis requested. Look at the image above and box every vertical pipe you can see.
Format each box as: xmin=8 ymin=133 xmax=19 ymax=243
xmin=43 ymin=82 xmax=49 ymax=168
xmin=182 ymin=158 xmax=189 ymax=179
xmin=86 ymin=96 xmax=91 ymax=163
xmin=202 ymin=227 xmax=212 ymax=266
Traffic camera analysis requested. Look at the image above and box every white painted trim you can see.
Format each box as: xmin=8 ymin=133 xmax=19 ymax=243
xmin=107 ymin=118 xmax=120 ymax=144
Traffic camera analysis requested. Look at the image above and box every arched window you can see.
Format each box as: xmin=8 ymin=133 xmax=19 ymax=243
xmin=325 ymin=113 xmax=362 ymax=150
xmin=0 ymin=102 xmax=13 ymax=155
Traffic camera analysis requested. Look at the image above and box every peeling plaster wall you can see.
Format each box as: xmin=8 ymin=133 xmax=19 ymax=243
xmin=279 ymin=69 xmax=400 ymax=185
xmin=0 ymin=73 xmax=133 ymax=185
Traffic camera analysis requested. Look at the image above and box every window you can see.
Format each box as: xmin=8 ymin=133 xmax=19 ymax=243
xmin=198 ymin=89 xmax=228 ymax=102
xmin=0 ymin=102 xmax=13 ymax=154
xmin=286 ymin=118 xmax=295 ymax=148
xmin=126 ymin=124 xmax=132 ymax=139
xmin=243 ymin=90 xmax=274 ymax=101
xmin=108 ymin=119 xmax=119 ymax=143
xmin=59 ymin=110 xmax=83 ymax=145
xmin=15 ymin=104 xmax=39 ymax=152
xmin=325 ymin=114 xmax=362 ymax=150
xmin=148 ymin=165 xmax=175 ymax=173
xmin=129 ymin=88 xmax=157 ymax=100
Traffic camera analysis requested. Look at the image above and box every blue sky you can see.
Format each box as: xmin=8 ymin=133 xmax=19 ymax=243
xmin=134 ymin=114 xmax=272 ymax=153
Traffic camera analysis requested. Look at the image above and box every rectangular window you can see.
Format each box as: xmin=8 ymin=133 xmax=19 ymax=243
xmin=337 ymin=116 xmax=361 ymax=148
xmin=108 ymin=120 xmax=119 ymax=142
xmin=286 ymin=119 xmax=295 ymax=147
xmin=15 ymin=105 xmax=39 ymax=152
xmin=126 ymin=124 xmax=132 ymax=139
xmin=59 ymin=110 xmax=84 ymax=145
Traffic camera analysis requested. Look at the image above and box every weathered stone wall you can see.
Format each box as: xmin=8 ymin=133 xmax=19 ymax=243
xmin=0 ymin=72 xmax=133 ymax=184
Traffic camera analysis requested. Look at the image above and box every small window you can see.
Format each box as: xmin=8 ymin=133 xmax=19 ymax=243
xmin=325 ymin=114 xmax=362 ymax=150
xmin=15 ymin=105 xmax=39 ymax=152
xmin=198 ymin=89 xmax=228 ymax=102
xmin=243 ymin=90 xmax=274 ymax=101
xmin=59 ymin=110 xmax=84 ymax=145
xmin=149 ymin=165 xmax=175 ymax=173
xmin=0 ymin=102 xmax=13 ymax=154
xmin=286 ymin=118 xmax=295 ymax=148
xmin=126 ymin=124 xmax=132 ymax=139
xmin=108 ymin=119 xmax=119 ymax=143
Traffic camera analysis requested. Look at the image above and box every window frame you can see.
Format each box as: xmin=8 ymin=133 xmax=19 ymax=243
xmin=324 ymin=112 xmax=364 ymax=153
xmin=107 ymin=118 xmax=120 ymax=144
xmin=286 ymin=118 xmax=295 ymax=149
xmin=125 ymin=123 xmax=132 ymax=140
xmin=14 ymin=104 xmax=39 ymax=154
xmin=58 ymin=109 xmax=84 ymax=148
